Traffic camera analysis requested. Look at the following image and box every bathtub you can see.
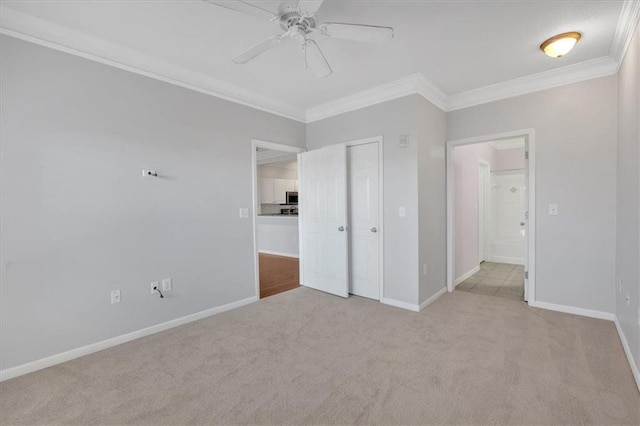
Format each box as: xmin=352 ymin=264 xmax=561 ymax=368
xmin=490 ymin=237 xmax=525 ymax=265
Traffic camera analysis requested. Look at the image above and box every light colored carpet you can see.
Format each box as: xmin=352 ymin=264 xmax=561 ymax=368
xmin=1 ymin=288 xmax=638 ymax=425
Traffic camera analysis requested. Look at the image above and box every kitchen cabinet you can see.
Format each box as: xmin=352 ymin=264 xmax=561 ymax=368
xmin=273 ymin=179 xmax=288 ymax=204
xmin=260 ymin=178 xmax=274 ymax=204
xmin=260 ymin=178 xmax=298 ymax=204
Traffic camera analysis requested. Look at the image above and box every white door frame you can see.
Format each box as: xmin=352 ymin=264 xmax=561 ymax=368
xmin=478 ymin=160 xmax=491 ymax=263
xmin=251 ymin=139 xmax=305 ymax=299
xmin=446 ymin=129 xmax=536 ymax=304
xmin=344 ymin=137 xmax=385 ymax=301
xmin=298 ymin=136 xmax=384 ymax=301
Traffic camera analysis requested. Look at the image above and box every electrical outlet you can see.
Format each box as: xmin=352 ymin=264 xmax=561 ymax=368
xmin=626 ymin=293 xmax=631 ymax=307
xmin=111 ymin=289 xmax=121 ymax=304
xmin=150 ymin=281 xmax=160 ymax=295
xmin=162 ymin=278 xmax=172 ymax=292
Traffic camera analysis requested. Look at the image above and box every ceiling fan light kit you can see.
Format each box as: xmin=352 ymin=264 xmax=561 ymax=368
xmin=205 ymin=0 xmax=394 ymax=78
xmin=540 ymin=31 xmax=582 ymax=58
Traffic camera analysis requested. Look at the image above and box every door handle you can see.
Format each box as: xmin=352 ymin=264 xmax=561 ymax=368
xmin=371 ymin=227 xmax=377 ymax=233
xmin=338 ymin=226 xmax=345 ymax=232
xmin=520 ymin=222 xmax=526 ymax=226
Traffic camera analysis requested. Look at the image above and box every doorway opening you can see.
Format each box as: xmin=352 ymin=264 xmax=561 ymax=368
xmin=446 ymin=130 xmax=536 ymax=304
xmin=297 ymin=137 xmax=384 ymax=302
xmin=251 ymin=139 xmax=305 ymax=299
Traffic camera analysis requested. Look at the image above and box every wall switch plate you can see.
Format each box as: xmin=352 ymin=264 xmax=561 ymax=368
xmin=399 ymin=206 xmax=406 ymax=217
xmin=423 ymin=264 xmax=428 ymax=276
xmin=239 ymin=208 xmax=249 ymax=218
xmin=111 ymin=290 xmax=121 ymax=304
xmin=162 ymin=278 xmax=172 ymax=292
xmin=619 ymin=279 xmax=623 ymax=294
xmin=548 ymin=204 xmax=558 ymax=215
xmin=399 ymin=135 xmax=410 ymax=148
xmin=150 ymin=281 xmax=160 ymax=295
xmin=626 ymin=293 xmax=631 ymax=307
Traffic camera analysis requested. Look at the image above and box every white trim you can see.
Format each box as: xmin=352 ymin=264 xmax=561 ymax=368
xmin=0 ymin=6 xmax=306 ymax=123
xmin=381 ymin=297 xmax=419 ymax=312
xmin=343 ymin=136 xmax=385 ymax=302
xmin=478 ymin=159 xmax=491 ymax=263
xmin=2 ymin=4 xmax=635 ymax=121
xmin=455 ymin=265 xmax=480 ymax=286
xmin=252 ymin=139 xmax=305 ymax=300
xmin=611 ymin=0 xmax=640 ymax=68
xmin=297 ymin=155 xmax=305 ymax=287
xmin=305 ymin=74 xmax=447 ymax=122
xmin=529 ymin=300 xmax=615 ymax=321
xmin=446 ymin=129 xmax=536 ymax=308
xmin=525 ymin=134 xmax=536 ymax=303
xmin=258 ymin=250 xmax=299 ymax=258
xmin=446 ymin=57 xmax=618 ymax=111
xmin=253 ymin=139 xmax=306 ymax=153
xmin=614 ymin=316 xmax=640 ymax=393
xmin=0 ymin=296 xmax=257 ymax=382
xmin=490 ymin=138 xmax=526 ymax=150
xmin=419 ymin=287 xmax=447 ymax=311
xmin=489 ymin=255 xmax=524 ymax=265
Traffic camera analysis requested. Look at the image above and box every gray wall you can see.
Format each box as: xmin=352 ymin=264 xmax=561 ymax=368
xmin=0 ymin=36 xmax=305 ymax=370
xmin=448 ymin=76 xmax=618 ymax=314
xmin=616 ymin=25 xmax=640 ymax=371
xmin=306 ymin=96 xmax=421 ymax=305
xmin=417 ymin=97 xmax=447 ymax=304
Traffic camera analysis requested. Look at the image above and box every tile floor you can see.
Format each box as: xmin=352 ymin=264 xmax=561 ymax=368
xmin=456 ymin=261 xmax=525 ymax=301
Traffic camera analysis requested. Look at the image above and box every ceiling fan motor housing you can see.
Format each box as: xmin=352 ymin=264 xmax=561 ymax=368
xmin=279 ymin=12 xmax=316 ymax=34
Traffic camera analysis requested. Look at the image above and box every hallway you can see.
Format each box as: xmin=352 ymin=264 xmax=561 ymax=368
xmin=456 ymin=262 xmax=524 ymax=301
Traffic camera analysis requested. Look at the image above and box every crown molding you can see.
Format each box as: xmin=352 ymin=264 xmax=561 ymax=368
xmin=1 ymin=3 xmax=635 ymax=122
xmin=446 ymin=56 xmax=618 ymax=111
xmin=305 ymin=73 xmax=447 ymax=123
xmin=0 ymin=6 xmax=307 ymax=123
xmin=611 ymin=0 xmax=640 ymax=68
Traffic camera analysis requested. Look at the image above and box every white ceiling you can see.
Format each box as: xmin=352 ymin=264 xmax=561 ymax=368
xmin=1 ymin=0 xmax=636 ymax=120
xmin=257 ymin=149 xmax=297 ymax=165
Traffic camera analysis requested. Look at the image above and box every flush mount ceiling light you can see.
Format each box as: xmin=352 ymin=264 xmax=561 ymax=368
xmin=540 ymin=32 xmax=582 ymax=58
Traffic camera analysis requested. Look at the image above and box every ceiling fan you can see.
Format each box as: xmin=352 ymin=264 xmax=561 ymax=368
xmin=204 ymin=0 xmax=394 ymax=78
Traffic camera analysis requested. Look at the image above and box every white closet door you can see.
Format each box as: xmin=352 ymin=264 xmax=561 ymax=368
xmin=299 ymin=145 xmax=349 ymax=298
xmin=348 ymin=143 xmax=380 ymax=300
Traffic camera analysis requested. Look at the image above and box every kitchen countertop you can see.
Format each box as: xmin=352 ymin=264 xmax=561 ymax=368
xmin=258 ymin=214 xmax=298 ymax=217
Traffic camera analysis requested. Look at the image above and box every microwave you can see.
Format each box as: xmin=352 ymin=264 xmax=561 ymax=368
xmin=285 ymin=191 xmax=298 ymax=205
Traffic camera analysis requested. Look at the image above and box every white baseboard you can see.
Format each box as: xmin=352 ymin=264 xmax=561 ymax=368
xmin=419 ymin=287 xmax=447 ymax=311
xmin=614 ymin=316 xmax=640 ymax=393
xmin=258 ymin=250 xmax=299 ymax=258
xmin=490 ymin=256 xmax=524 ymax=265
xmin=455 ymin=265 xmax=480 ymax=286
xmin=0 ymin=296 xmax=258 ymax=382
xmin=529 ymin=300 xmax=615 ymax=321
xmin=380 ymin=297 xmax=419 ymax=312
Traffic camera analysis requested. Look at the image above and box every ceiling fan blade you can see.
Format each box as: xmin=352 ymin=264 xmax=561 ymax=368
xmin=304 ymin=39 xmax=332 ymax=78
xmin=233 ymin=35 xmax=283 ymax=64
xmin=277 ymin=0 xmax=300 ymax=16
xmin=319 ymin=22 xmax=394 ymax=42
xmin=203 ymin=0 xmax=277 ymax=22
xmin=298 ymin=0 xmax=324 ymax=17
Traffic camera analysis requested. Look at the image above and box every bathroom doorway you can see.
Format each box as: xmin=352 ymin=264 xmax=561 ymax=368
xmin=446 ymin=130 xmax=535 ymax=303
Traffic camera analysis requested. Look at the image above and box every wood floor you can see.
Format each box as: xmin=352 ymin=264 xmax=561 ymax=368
xmin=259 ymin=253 xmax=299 ymax=298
